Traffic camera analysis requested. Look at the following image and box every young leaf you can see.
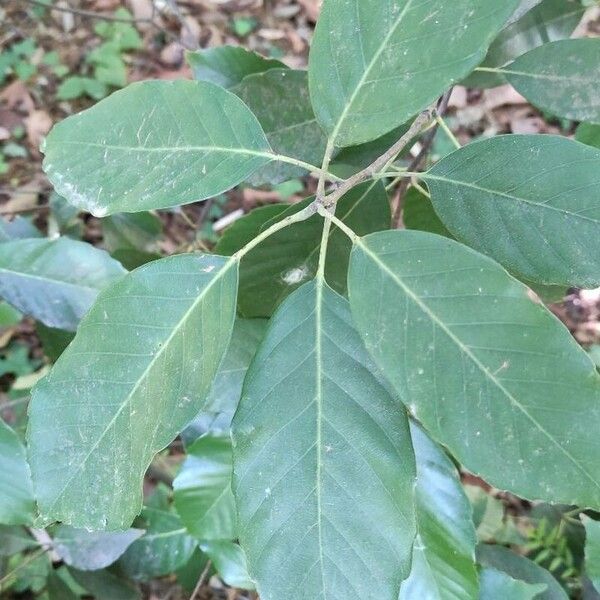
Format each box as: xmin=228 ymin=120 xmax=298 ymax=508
xmin=27 ymin=253 xmax=239 ymax=529
xmin=479 ymin=567 xmax=547 ymax=599
xmin=173 ymin=433 xmax=236 ymax=541
xmin=424 ymin=135 xmax=600 ymax=287
xmin=232 ymin=69 xmax=328 ymax=185
xmin=42 ymin=80 xmax=275 ymax=216
xmin=0 ymin=238 xmax=126 ymax=331
xmin=232 ymin=281 xmax=416 ymax=599
xmin=186 ymin=46 xmax=286 ymax=89
xmin=505 ymin=39 xmax=600 ymax=123
xmin=466 ymin=0 xmax=584 ymax=88
xmin=182 ymin=318 xmax=268 ymax=442
xmin=0 ymin=419 xmax=35 ymax=526
xmin=477 ymin=544 xmax=568 ymax=599
xmin=399 ymin=422 xmax=478 ymax=600
xmin=348 ymin=230 xmax=600 ymax=508
xmin=308 ymin=0 xmax=519 ymax=147
xmin=216 ymin=181 xmax=390 ymax=317
xmin=199 ymin=541 xmax=255 ymax=589
xmin=583 ymin=517 xmax=600 ymax=594
xmin=119 ymin=507 xmax=196 ymax=579
xmin=52 ymin=525 xmax=144 ymax=570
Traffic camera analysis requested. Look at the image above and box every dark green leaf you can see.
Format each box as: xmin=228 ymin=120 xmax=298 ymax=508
xmin=477 ymin=544 xmax=568 ymax=599
xmin=0 ymin=302 xmax=22 ymax=328
xmin=28 ymin=254 xmax=239 ymax=529
xmin=399 ymin=422 xmax=478 ymax=599
xmin=216 ymin=181 xmax=390 ymax=317
xmin=0 ymin=419 xmax=35 ymax=525
xmin=0 ymin=238 xmax=126 ymax=330
xmin=0 ymin=526 xmax=38 ymax=556
xmin=173 ymin=433 xmax=236 ymax=541
xmin=46 ymin=569 xmax=80 ymax=600
xmin=576 ymin=123 xmax=600 ymax=150
xmin=308 ymin=0 xmax=519 ymax=146
xmin=52 ymin=525 xmax=144 ymax=570
xmin=583 ymin=516 xmax=600 ymax=594
xmin=186 ymin=46 xmax=286 ymax=89
xmin=36 ymin=323 xmax=74 ymax=362
xmin=119 ymin=507 xmax=196 ymax=579
xmin=69 ymin=567 xmax=140 ymax=600
xmin=232 ymin=281 xmax=416 ymax=599
xmin=506 ymin=39 xmax=600 ymax=123
xmin=42 ymin=81 xmax=275 ymax=215
xmin=479 ymin=567 xmax=547 ymax=599
xmin=102 ymin=212 xmax=162 ymax=253
xmin=233 ymin=69 xmax=327 ymax=185
xmin=466 ymin=0 xmax=584 ymax=88
xmin=425 ymin=135 xmax=600 ymax=287
xmin=403 ymin=187 xmax=453 ymax=238
xmin=348 ymin=230 xmax=600 ymax=507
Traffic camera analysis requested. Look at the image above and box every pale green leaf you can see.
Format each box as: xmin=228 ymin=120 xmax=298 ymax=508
xmin=200 ymin=541 xmax=255 ymax=589
xmin=0 ymin=237 xmax=126 ymax=331
xmin=216 ymin=180 xmax=390 ymax=317
xmin=466 ymin=0 xmax=584 ymax=88
xmin=308 ymin=0 xmax=519 ymax=147
xmin=479 ymin=567 xmax=547 ymax=599
xmin=505 ymin=39 xmax=600 ymax=123
xmin=27 ymin=253 xmax=239 ymax=529
xmin=399 ymin=421 xmax=478 ymax=600
xmin=425 ymin=135 xmax=600 ymax=287
xmin=233 ymin=69 xmax=328 ymax=185
xmin=0 ymin=526 xmax=38 ymax=555
xmin=187 ymin=46 xmax=286 ymax=89
xmin=583 ymin=516 xmax=600 ymax=594
xmin=182 ymin=318 xmax=268 ymax=442
xmin=477 ymin=545 xmax=567 ymax=599
xmin=52 ymin=525 xmax=144 ymax=570
xmin=42 ymin=80 xmax=275 ymax=216
xmin=348 ymin=230 xmax=600 ymax=507
xmin=119 ymin=506 xmax=196 ymax=580
xmin=173 ymin=433 xmax=236 ymax=541
xmin=102 ymin=212 xmax=162 ymax=253
xmin=0 ymin=419 xmax=35 ymax=525
xmin=0 ymin=216 xmax=41 ymax=242
xmin=232 ymin=280 xmax=416 ymax=600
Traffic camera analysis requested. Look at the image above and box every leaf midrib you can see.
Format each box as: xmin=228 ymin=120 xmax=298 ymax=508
xmin=44 ymin=256 xmax=238 ymax=519
xmin=358 ymin=240 xmax=600 ymax=493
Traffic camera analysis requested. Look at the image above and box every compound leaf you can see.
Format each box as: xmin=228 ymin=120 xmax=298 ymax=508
xmin=42 ymin=80 xmax=275 ymax=216
xmin=0 ymin=238 xmax=126 ymax=331
xmin=348 ymin=230 xmax=600 ymax=508
xmin=28 ymin=254 xmax=238 ymax=530
xmin=232 ymin=280 xmax=416 ymax=600
xmin=308 ymin=0 xmax=519 ymax=147
xmin=425 ymin=135 xmax=600 ymax=288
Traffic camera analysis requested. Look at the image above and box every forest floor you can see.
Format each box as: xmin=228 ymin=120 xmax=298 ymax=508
xmin=1 ymin=1 xmax=600 ymax=598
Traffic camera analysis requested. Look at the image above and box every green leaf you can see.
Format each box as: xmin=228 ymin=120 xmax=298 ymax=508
xmin=466 ymin=0 xmax=584 ymax=88
xmin=576 ymin=123 xmax=600 ymax=150
xmin=399 ymin=421 xmax=478 ymax=600
xmin=102 ymin=212 xmax=162 ymax=253
xmin=0 ymin=238 xmax=126 ymax=331
xmin=216 ymin=181 xmax=390 ymax=317
xmin=477 ymin=545 xmax=568 ymax=599
xmin=182 ymin=318 xmax=268 ymax=442
xmin=403 ymin=187 xmax=453 ymax=239
xmin=0 ymin=526 xmax=38 ymax=555
xmin=505 ymin=39 xmax=600 ymax=123
xmin=308 ymin=0 xmax=519 ymax=147
xmin=46 ymin=569 xmax=80 ymax=600
xmin=479 ymin=567 xmax=547 ymax=599
xmin=42 ymin=80 xmax=275 ymax=216
xmin=232 ymin=69 xmax=328 ymax=185
xmin=52 ymin=525 xmax=144 ymax=570
xmin=583 ymin=517 xmax=600 ymax=594
xmin=119 ymin=506 xmax=196 ymax=579
xmin=348 ymin=230 xmax=600 ymax=507
xmin=424 ymin=135 xmax=600 ymax=287
xmin=0 ymin=419 xmax=35 ymax=525
xmin=187 ymin=46 xmax=286 ymax=89
xmin=232 ymin=281 xmax=416 ymax=599
xmin=0 ymin=216 xmax=41 ymax=242
xmin=200 ymin=541 xmax=254 ymax=589
xmin=173 ymin=433 xmax=236 ymax=540
xmin=36 ymin=323 xmax=74 ymax=362
xmin=27 ymin=253 xmax=239 ymax=529
xmin=69 ymin=568 xmax=140 ymax=600
xmin=0 ymin=302 xmax=22 ymax=328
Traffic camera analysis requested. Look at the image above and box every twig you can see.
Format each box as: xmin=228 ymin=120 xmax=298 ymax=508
xmin=321 ymin=108 xmax=435 ymax=209
xmin=190 ymin=559 xmax=212 ymax=600
xmin=391 ymin=88 xmax=453 ymax=227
